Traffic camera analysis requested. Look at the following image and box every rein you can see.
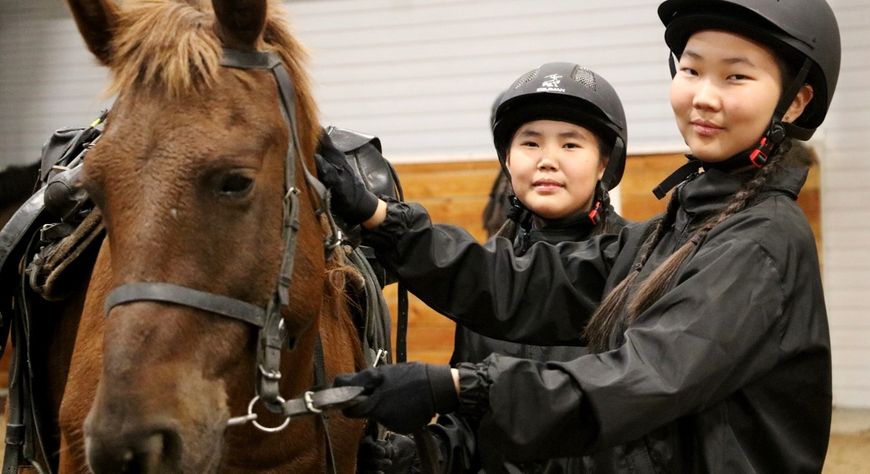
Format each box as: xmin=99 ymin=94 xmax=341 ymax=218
xmin=102 ymin=48 xmax=351 ymax=456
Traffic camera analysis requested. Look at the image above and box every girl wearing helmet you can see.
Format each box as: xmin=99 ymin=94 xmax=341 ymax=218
xmin=356 ymin=63 xmax=630 ymax=474
xmin=454 ymin=62 xmax=629 ymax=371
xmin=318 ymin=0 xmax=840 ymax=471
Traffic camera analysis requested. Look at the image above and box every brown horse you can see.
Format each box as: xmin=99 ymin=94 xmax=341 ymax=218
xmin=46 ymin=0 xmax=366 ymax=472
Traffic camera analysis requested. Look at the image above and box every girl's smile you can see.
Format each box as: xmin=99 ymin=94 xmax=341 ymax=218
xmin=532 ymin=178 xmax=565 ymax=193
xmin=690 ymin=119 xmax=724 ymax=137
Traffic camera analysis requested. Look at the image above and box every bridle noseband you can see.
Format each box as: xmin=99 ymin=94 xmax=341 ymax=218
xmin=103 ymin=48 xmax=352 ymax=430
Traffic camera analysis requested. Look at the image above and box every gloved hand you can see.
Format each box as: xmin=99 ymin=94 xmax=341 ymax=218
xmin=315 ymin=131 xmax=380 ymax=225
xmin=334 ymin=363 xmax=458 ymax=434
xmin=358 ymin=432 xmax=418 ymax=474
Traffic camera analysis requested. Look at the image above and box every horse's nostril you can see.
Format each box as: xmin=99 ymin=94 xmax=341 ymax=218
xmin=157 ymin=427 xmax=183 ymax=469
xmin=87 ymin=429 xmax=181 ymax=474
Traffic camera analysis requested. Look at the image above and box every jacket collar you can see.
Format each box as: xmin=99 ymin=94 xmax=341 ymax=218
xmin=678 ymin=157 xmax=809 ymax=216
xmin=525 ymin=209 xmax=598 ymax=245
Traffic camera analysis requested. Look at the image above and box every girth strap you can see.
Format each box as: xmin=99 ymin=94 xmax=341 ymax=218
xmin=104 ymin=282 xmax=266 ymax=327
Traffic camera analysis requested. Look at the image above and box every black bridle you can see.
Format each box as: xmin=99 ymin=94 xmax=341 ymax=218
xmin=103 ymin=48 xmax=361 ymax=435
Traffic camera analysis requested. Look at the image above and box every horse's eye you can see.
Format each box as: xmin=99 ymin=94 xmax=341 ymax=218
xmin=217 ymin=173 xmax=254 ymax=197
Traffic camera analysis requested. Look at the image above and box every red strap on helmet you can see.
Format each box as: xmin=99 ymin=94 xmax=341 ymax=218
xmin=588 ymin=200 xmax=602 ymax=225
xmin=749 ymin=136 xmax=770 ymax=168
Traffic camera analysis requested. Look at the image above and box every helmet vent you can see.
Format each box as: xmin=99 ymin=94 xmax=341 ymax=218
xmin=571 ymin=66 xmax=596 ymax=90
xmin=513 ymin=70 xmax=539 ymax=89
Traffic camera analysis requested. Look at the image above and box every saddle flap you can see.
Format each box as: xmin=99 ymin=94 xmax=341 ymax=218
xmin=325 ymin=126 xmax=400 ymax=202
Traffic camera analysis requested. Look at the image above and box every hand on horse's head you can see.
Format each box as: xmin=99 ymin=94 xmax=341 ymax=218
xmin=315 ymin=130 xmax=380 ymax=225
xmin=333 ymin=362 xmax=459 ymax=434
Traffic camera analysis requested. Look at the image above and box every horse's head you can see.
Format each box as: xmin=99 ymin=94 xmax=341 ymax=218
xmin=68 ymin=0 xmax=330 ymax=471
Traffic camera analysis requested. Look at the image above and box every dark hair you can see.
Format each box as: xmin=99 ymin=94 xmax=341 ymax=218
xmin=583 ymin=142 xmax=792 ymax=352
xmin=482 ymin=172 xmax=513 ymax=238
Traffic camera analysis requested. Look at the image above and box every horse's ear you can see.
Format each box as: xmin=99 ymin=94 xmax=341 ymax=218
xmin=212 ymin=0 xmax=268 ymax=51
xmin=66 ymin=0 xmax=119 ymax=65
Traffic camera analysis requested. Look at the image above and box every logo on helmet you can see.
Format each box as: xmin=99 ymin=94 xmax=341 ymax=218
xmin=537 ymin=74 xmax=565 ymax=93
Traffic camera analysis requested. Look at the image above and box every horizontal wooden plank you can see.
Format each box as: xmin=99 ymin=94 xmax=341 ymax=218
xmin=406 ymin=326 xmax=456 ymax=351
xmin=619 ymin=153 xmax=685 ymax=220
xmin=398 ymin=170 xmax=501 ymax=199
xmin=393 ymin=160 xmax=498 ymax=175
xmin=405 ymin=350 xmax=453 ymax=365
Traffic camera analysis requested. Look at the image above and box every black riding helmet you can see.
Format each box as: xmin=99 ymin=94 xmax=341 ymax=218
xmin=492 ymin=62 xmax=628 ymax=195
xmin=658 ymin=0 xmax=841 ymax=142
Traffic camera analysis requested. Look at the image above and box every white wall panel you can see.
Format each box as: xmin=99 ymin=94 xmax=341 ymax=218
xmin=290 ymin=0 xmax=680 ymax=160
xmin=0 ymin=0 xmax=111 ymax=168
xmin=823 ymin=0 xmax=870 ymax=408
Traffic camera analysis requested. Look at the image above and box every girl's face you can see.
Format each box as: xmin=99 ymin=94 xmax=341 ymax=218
xmin=507 ymin=120 xmax=604 ymax=220
xmin=670 ymin=30 xmax=784 ymax=162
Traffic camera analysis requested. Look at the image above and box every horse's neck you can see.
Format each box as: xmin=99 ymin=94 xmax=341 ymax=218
xmin=284 ymin=321 xmax=323 ymax=393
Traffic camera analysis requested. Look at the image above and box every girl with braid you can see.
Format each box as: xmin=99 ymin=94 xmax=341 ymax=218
xmin=315 ymin=0 xmax=841 ymax=471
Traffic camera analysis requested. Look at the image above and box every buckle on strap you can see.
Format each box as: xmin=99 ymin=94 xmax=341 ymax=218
xmin=283 ymin=386 xmax=365 ymax=418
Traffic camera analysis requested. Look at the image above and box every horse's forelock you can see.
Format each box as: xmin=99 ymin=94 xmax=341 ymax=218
xmin=105 ymin=0 xmax=319 ymax=169
xmin=109 ymin=1 xmax=221 ymax=98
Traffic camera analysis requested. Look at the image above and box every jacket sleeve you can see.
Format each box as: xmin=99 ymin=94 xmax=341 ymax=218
xmin=364 ymin=201 xmax=622 ymax=345
xmin=470 ymin=235 xmax=789 ymax=460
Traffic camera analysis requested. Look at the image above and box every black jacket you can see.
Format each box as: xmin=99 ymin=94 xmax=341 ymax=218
xmin=450 ymin=209 xmax=629 ymax=367
xmin=365 ymin=165 xmax=830 ymax=473
xmin=440 ymin=210 xmax=628 ymax=473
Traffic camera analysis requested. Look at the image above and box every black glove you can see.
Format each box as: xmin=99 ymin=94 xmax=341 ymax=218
xmin=315 ymin=131 xmax=379 ymax=225
xmin=334 ymin=363 xmax=458 ymax=434
xmin=358 ymin=432 xmax=419 ymax=474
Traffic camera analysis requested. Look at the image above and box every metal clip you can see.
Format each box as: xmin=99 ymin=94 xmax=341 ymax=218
xmin=325 ymin=229 xmax=344 ymax=251
xmin=372 ymin=348 xmax=388 ymax=368
xmin=258 ymin=364 xmax=282 ymax=381
xmin=284 ymin=186 xmax=300 ymax=201
xmin=304 ymin=391 xmax=322 ymax=414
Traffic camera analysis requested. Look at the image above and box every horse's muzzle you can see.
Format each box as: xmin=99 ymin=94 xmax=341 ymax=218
xmin=85 ymin=425 xmax=182 ymax=474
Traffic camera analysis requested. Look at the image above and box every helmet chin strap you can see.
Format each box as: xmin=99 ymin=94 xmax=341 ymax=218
xmin=749 ymin=57 xmax=813 ymax=167
xmin=748 ymin=119 xmax=786 ymax=167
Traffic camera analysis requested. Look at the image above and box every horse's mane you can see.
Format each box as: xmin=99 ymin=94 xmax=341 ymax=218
xmin=107 ymin=0 xmax=319 ymax=153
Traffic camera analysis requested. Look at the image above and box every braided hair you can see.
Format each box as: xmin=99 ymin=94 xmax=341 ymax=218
xmin=583 ymin=141 xmax=792 ymax=352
